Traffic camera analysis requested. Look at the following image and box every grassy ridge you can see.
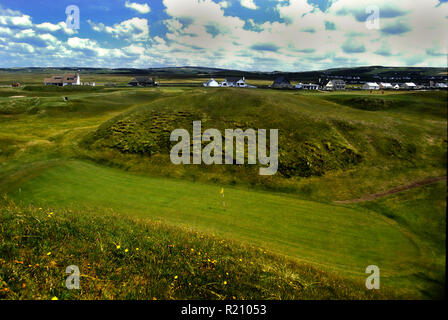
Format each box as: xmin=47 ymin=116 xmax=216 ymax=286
xmin=0 ymin=200 xmax=391 ymax=300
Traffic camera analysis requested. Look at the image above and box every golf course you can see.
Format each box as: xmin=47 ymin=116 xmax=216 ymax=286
xmin=0 ymin=81 xmax=446 ymax=300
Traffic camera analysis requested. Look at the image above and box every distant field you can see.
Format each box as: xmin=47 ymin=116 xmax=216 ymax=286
xmin=0 ymin=72 xmax=272 ymax=87
xmin=0 ymin=82 xmax=445 ymax=299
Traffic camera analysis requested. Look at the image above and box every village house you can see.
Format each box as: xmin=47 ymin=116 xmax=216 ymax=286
xmin=324 ymin=79 xmax=346 ymax=91
xmin=203 ymin=78 xmax=220 ymax=87
xmin=296 ymin=83 xmax=319 ymax=90
xmin=271 ymin=77 xmax=293 ymax=89
xmin=402 ymin=82 xmax=417 ymax=90
xmin=379 ymin=82 xmax=393 ymax=89
xmin=220 ymin=77 xmax=246 ymax=87
xmin=128 ymin=76 xmax=157 ymax=87
xmin=44 ymin=73 xmax=81 ymax=86
xmin=362 ymin=82 xmax=380 ymax=90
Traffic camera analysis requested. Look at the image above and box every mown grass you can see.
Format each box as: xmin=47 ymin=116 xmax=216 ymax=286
xmin=0 ymin=200 xmax=392 ymax=300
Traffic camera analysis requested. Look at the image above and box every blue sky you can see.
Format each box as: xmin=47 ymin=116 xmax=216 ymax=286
xmin=0 ymin=0 xmax=447 ymax=71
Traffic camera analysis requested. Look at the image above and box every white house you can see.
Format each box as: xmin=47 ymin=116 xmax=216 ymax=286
xmin=221 ymin=77 xmax=246 ymax=87
xmin=403 ymin=82 xmax=417 ymax=89
xmin=203 ymin=78 xmax=220 ymax=87
xmin=299 ymin=83 xmax=319 ymax=90
xmin=324 ymin=79 xmax=345 ymax=91
xmin=362 ymin=82 xmax=380 ymax=90
xmin=379 ymin=82 xmax=393 ymax=89
xmin=436 ymin=82 xmax=447 ymax=88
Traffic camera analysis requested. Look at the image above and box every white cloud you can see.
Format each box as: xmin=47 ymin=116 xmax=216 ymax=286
xmin=67 ymin=37 xmax=98 ymax=49
xmin=219 ymin=1 xmax=230 ymax=9
xmin=35 ymin=22 xmax=60 ymax=32
xmin=240 ymin=0 xmax=258 ymax=10
xmin=125 ymin=1 xmax=151 ymax=14
xmin=88 ymin=17 xmax=149 ymax=41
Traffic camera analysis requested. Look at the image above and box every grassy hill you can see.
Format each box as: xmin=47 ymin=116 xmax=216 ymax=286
xmin=0 ymin=84 xmax=445 ymax=299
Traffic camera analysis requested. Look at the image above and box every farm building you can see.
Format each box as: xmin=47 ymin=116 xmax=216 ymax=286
xmin=271 ymin=77 xmax=293 ymax=89
xmin=393 ymin=84 xmax=400 ymax=90
xmin=203 ymin=78 xmax=220 ymax=87
xmin=128 ymin=76 xmax=157 ymax=87
xmin=324 ymin=79 xmax=346 ymax=91
xmin=221 ymin=77 xmax=246 ymax=87
xmin=380 ymin=82 xmax=393 ymax=89
xmin=44 ymin=73 xmax=81 ymax=86
xmin=402 ymin=82 xmax=417 ymax=90
xmin=362 ymin=82 xmax=380 ymax=90
xmin=297 ymin=83 xmax=319 ymax=90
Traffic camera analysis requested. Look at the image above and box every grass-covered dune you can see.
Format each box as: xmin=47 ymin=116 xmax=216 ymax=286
xmin=81 ymin=88 xmax=446 ymax=199
xmin=0 ymin=200 xmax=390 ymax=300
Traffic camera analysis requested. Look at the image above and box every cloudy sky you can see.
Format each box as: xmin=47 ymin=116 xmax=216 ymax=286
xmin=0 ymin=0 xmax=447 ymax=71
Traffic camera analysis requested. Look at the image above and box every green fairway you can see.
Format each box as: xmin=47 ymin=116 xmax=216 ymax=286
xmin=7 ymin=160 xmax=421 ymax=291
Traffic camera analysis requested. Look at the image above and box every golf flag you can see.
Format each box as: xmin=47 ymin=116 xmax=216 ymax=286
xmin=220 ymin=188 xmax=224 ymax=195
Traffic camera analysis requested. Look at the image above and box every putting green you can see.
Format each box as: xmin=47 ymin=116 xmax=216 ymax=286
xmin=8 ymin=160 xmax=421 ymax=282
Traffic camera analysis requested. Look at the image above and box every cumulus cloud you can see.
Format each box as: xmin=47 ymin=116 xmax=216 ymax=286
xmin=88 ymin=17 xmax=149 ymax=41
xmin=0 ymin=1 xmax=447 ymax=70
xmin=240 ymin=0 xmax=258 ymax=10
xmin=125 ymin=1 xmax=151 ymax=14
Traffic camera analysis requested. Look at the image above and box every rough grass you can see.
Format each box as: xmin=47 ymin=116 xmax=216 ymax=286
xmin=0 ymin=200 xmax=392 ymax=300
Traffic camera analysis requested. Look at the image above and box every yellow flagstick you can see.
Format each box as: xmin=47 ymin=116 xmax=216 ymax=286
xmin=220 ymin=188 xmax=226 ymax=210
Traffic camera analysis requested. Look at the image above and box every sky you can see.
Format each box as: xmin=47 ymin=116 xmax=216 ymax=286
xmin=0 ymin=0 xmax=447 ymax=71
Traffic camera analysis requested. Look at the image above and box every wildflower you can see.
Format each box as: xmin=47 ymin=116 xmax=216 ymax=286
xmin=51 ymin=296 xmax=58 ymax=300
xmin=116 ymin=245 xmax=121 ymax=249
xmin=125 ymin=249 xmax=129 ymax=253
xmin=35 ymin=264 xmax=39 ymax=267
xmin=239 ymin=259 xmax=242 ymax=262
xmin=174 ymin=275 xmax=178 ymax=280
xmin=135 ymin=248 xmax=139 ymax=251
xmin=223 ymin=281 xmax=227 ymax=285
xmin=47 ymin=252 xmax=51 ymax=256
xmin=22 ymin=283 xmax=26 ymax=289
xmin=4 ymin=288 xmax=9 ymax=292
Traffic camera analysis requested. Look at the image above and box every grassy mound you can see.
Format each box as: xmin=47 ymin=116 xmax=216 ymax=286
xmin=80 ymin=89 xmax=447 ymax=191
xmin=323 ymin=92 xmax=447 ymax=116
xmin=0 ymin=200 xmax=391 ymax=300
xmin=82 ymin=89 xmax=367 ymax=180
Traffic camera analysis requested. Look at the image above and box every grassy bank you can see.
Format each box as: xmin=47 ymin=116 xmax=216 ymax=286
xmin=0 ymin=200 xmax=391 ymax=300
